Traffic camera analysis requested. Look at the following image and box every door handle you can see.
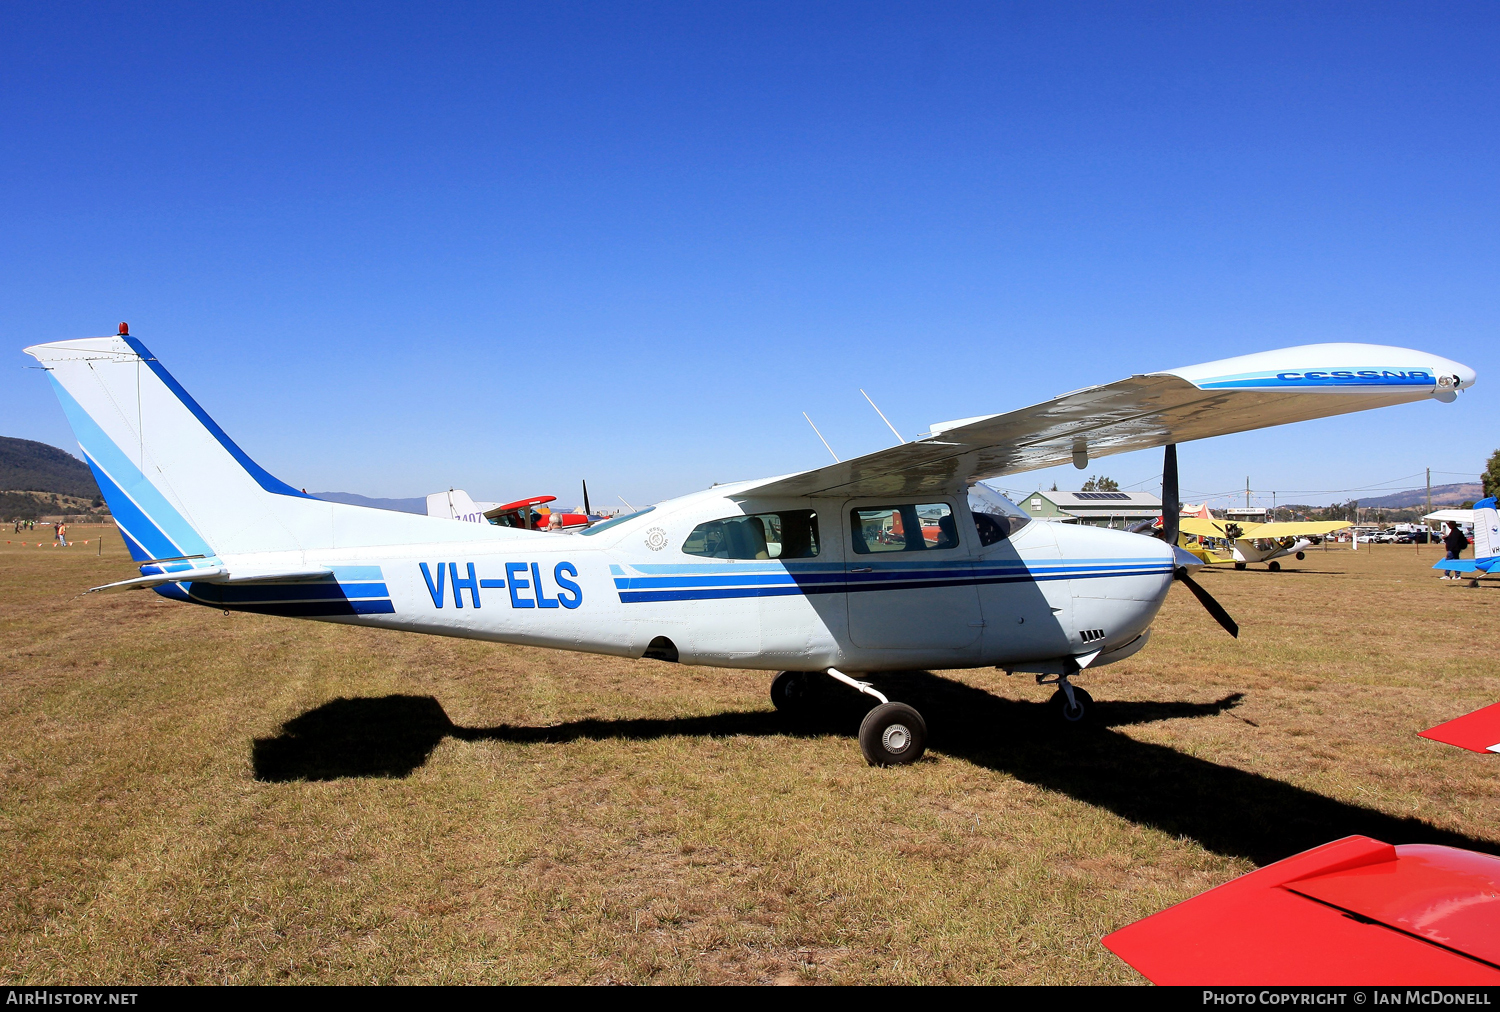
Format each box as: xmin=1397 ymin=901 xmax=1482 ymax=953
xmin=850 ymin=567 xmax=873 ymax=573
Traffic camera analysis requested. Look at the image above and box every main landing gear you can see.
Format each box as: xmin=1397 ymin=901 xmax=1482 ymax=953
xmin=770 ymin=669 xmax=928 ymax=766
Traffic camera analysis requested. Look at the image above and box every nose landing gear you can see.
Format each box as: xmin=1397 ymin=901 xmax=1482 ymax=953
xmin=1036 ymin=671 xmax=1097 ymax=728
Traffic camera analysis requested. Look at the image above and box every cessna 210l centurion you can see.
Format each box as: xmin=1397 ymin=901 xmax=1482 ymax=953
xmin=27 ymin=328 xmax=1475 ymax=765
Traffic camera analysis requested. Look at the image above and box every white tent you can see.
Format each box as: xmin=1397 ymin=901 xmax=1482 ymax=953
xmin=1424 ymin=509 xmax=1474 ymax=524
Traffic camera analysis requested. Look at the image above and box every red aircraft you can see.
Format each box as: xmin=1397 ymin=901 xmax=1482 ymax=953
xmin=1104 ymin=835 xmax=1500 ymax=984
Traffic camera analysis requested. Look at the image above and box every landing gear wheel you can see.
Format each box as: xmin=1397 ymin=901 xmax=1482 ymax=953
xmin=1268 ymin=561 xmax=1281 ymax=572
xmin=1234 ymin=562 xmax=1247 ymax=571
xmin=1295 ymin=551 xmax=1306 ymax=560
xmin=858 ymin=702 xmax=927 ymax=766
xmin=770 ymin=671 xmax=811 ymax=714
xmin=1048 ymin=686 xmax=1096 ymax=727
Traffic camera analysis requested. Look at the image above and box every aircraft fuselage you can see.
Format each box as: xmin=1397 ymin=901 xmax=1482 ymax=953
xmin=154 ymin=487 xmax=1176 ymax=675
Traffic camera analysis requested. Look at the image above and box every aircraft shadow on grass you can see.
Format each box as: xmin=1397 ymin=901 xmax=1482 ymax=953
xmin=251 ymin=672 xmax=1497 ymax=867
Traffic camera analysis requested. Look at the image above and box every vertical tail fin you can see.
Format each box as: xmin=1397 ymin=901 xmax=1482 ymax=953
xmin=1473 ymin=497 xmax=1498 ymax=561
xmin=26 ymin=333 xmax=508 ymax=559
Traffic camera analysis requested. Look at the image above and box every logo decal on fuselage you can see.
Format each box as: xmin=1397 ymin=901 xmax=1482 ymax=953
xmin=418 ymin=562 xmax=582 ymax=610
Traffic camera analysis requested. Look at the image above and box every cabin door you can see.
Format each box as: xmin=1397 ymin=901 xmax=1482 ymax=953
xmin=843 ymin=499 xmax=983 ymax=650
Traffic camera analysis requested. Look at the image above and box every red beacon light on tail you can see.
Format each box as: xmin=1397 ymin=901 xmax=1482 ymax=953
xmin=118 ymin=323 xmax=129 ymax=336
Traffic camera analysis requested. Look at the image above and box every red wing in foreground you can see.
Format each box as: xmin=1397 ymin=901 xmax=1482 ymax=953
xmin=1419 ymin=702 xmax=1500 ymax=754
xmin=1103 ymin=836 xmax=1500 ymax=985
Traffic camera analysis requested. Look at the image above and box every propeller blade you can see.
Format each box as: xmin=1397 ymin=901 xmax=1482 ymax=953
xmin=582 ymin=479 xmax=591 ymax=516
xmin=1176 ymin=569 xmax=1239 ymax=638
xmin=1161 ymin=443 xmax=1180 ymax=546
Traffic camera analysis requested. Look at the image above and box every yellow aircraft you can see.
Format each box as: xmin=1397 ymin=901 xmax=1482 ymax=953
xmin=1175 ymin=517 xmax=1351 ymax=571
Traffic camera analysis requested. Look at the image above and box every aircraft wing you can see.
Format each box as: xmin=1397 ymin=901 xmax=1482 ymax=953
xmin=1104 ymin=835 xmax=1500 ymax=985
xmin=742 ymin=344 xmax=1472 ymax=499
xmin=1419 ymin=701 xmax=1500 ymax=754
xmin=1177 ymin=517 xmax=1241 ymax=539
xmin=1248 ymin=521 xmax=1351 ymax=538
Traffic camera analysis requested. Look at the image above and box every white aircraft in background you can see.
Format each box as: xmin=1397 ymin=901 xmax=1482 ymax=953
xmin=427 ymin=489 xmax=501 ymax=524
xmin=27 ymin=326 xmax=1474 ymax=765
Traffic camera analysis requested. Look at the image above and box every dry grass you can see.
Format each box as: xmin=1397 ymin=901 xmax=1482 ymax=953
xmin=0 ymin=532 xmax=1495 ymax=984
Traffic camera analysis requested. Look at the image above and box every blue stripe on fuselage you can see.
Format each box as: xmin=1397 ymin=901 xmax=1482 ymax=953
xmin=612 ymin=559 xmax=1171 ymax=602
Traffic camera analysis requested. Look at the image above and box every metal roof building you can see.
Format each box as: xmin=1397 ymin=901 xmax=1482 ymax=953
xmin=1018 ymin=490 xmax=1163 ymax=528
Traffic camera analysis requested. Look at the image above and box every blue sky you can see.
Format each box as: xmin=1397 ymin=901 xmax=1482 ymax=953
xmin=2 ymin=2 xmax=1495 ymax=511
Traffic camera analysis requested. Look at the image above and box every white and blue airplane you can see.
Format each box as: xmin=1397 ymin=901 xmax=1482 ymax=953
xmin=26 ymin=326 xmax=1476 ymax=765
xmin=1434 ymin=497 xmax=1498 ymax=584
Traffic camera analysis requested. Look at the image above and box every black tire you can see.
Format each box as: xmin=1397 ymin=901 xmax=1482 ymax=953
xmin=1048 ymin=686 xmax=1096 ymax=727
xmin=858 ymin=702 xmax=927 ymax=766
xmin=1295 ymin=551 xmax=1306 ymax=560
xmin=1234 ymin=562 xmax=1247 ymax=571
xmin=1268 ymin=560 xmax=1281 ymax=572
xmin=770 ymin=671 xmax=812 ymax=713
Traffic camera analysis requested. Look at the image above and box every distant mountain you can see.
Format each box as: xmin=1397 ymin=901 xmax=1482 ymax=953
xmin=311 ymin=491 xmax=426 ymax=514
xmin=1359 ymin=482 xmax=1482 ymax=509
xmin=0 ymin=436 xmax=98 ymax=497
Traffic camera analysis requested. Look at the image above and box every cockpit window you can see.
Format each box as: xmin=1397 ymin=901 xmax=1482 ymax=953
xmin=682 ymin=510 xmax=820 ymax=560
xmin=968 ymin=484 xmax=1030 ymax=546
xmin=850 ymin=503 xmax=960 ymax=554
xmin=579 ymin=506 xmax=655 ymax=536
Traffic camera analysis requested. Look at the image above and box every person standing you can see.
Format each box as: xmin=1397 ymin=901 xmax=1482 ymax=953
xmin=54 ymin=522 xmax=68 ymax=547
xmin=1442 ymin=521 xmax=1469 ymax=579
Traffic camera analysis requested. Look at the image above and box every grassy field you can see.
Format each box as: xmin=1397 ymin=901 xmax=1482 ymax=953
xmin=1 ymin=530 xmax=1496 ymax=984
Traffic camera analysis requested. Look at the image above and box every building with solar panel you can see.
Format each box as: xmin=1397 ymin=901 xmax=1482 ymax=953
xmin=1018 ymin=490 xmax=1163 ymax=528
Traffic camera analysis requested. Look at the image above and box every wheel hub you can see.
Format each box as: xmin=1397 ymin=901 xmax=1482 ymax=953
xmin=882 ymin=723 xmax=911 ymax=753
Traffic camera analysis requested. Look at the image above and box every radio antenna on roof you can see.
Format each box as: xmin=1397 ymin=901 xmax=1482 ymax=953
xmin=803 ymin=412 xmax=840 ymax=462
xmin=860 ymin=389 xmax=906 ymax=444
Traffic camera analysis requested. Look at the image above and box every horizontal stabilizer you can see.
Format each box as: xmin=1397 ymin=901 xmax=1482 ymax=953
xmin=1433 ymin=558 xmax=1495 ymax=574
xmin=89 ymin=565 xmax=334 ymax=594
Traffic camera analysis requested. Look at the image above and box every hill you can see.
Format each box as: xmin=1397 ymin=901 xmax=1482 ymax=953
xmin=1358 ymin=482 xmax=1481 ymax=509
xmin=0 ymin=436 xmax=98 ymax=497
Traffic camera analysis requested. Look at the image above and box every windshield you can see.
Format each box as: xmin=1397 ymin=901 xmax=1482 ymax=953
xmin=968 ymin=484 xmax=1030 ymax=520
xmin=967 ymin=483 xmax=1030 ymax=545
xmin=579 ymin=506 xmax=655 ymax=536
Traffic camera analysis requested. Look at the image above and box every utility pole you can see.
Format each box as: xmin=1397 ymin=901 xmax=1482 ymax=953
xmin=1246 ymin=477 xmax=1251 ymax=510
